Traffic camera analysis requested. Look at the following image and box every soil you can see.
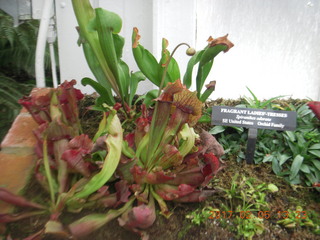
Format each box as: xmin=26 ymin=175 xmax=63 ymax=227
xmin=4 ymin=96 xmax=320 ymax=240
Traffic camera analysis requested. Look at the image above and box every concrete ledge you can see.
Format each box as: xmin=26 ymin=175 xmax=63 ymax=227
xmin=1 ymin=111 xmax=38 ymax=149
xmin=0 ymin=109 xmax=38 ymax=214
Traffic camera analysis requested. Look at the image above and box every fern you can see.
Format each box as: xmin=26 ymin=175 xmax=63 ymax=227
xmin=0 ymin=9 xmax=54 ymax=77
xmin=0 ymin=10 xmax=15 ymax=47
xmin=0 ymin=75 xmax=34 ymax=142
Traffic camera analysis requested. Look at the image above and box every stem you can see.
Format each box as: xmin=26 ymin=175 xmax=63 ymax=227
xmin=43 ymin=136 xmax=56 ymax=205
xmin=146 ymin=43 xmax=191 ymax=168
xmin=158 ymin=42 xmax=191 ymax=96
xmin=150 ymin=186 xmax=172 ymax=218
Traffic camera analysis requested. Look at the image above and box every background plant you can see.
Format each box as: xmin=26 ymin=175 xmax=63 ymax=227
xmin=0 ymin=9 xmax=54 ymax=80
xmin=186 ymin=174 xmax=278 ymax=240
xmin=72 ymin=0 xmax=233 ymax=111
xmin=0 ymin=75 xmax=34 ymax=141
xmin=277 ymin=206 xmax=320 ymax=235
xmin=209 ymin=89 xmax=320 ymax=188
xmin=0 ymin=9 xmax=57 ymax=141
xmin=72 ymin=0 xmax=145 ymax=109
xmin=133 ymin=30 xmax=234 ymax=103
xmin=0 ymin=81 xmax=128 ymax=238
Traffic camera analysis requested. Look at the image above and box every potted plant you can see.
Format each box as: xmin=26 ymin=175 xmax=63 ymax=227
xmin=0 ymin=0 xmax=235 ymax=239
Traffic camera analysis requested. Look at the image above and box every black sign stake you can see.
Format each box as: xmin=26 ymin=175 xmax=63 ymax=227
xmin=245 ymin=128 xmax=258 ymax=164
xmin=211 ymin=106 xmax=297 ymax=164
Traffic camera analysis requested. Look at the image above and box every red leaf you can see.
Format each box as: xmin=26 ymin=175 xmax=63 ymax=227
xmin=124 ymin=133 xmax=135 ymax=149
xmin=61 ymin=149 xmax=91 ymax=177
xmin=155 ymin=184 xmax=195 ymax=200
xmin=61 ymin=134 xmax=93 ymax=177
xmin=131 ymin=166 xmax=175 ymax=185
xmin=115 ymin=180 xmax=131 ymax=207
xmin=118 ymin=197 xmax=156 ymax=235
xmin=19 ymin=88 xmax=52 ymax=124
xmin=308 ymin=101 xmax=320 ymax=120
xmin=0 ymin=188 xmax=45 ymax=209
xmin=203 ymin=153 xmax=220 ymax=175
xmin=313 ymin=182 xmax=320 ymax=187
xmin=57 ymin=80 xmax=84 ymax=124
xmin=174 ymin=190 xmax=216 ymax=202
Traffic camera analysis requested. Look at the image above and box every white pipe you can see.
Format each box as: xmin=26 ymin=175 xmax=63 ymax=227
xmin=47 ymin=19 xmax=58 ymax=88
xmin=49 ymin=43 xmax=58 ymax=87
xmin=35 ymin=0 xmax=54 ymax=88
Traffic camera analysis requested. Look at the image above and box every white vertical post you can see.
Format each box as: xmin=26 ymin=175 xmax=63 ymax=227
xmin=35 ymin=0 xmax=54 ymax=87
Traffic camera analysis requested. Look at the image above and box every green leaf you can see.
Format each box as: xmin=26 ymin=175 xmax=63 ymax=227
xmin=304 ymin=172 xmax=317 ymax=186
xmin=91 ymin=8 xmax=122 ymax=33
xmin=279 ymin=154 xmax=291 ymax=166
xmin=71 ymin=111 xmax=123 ymax=200
xmin=178 ymin=124 xmax=196 ymax=157
xmin=132 ymin=28 xmax=160 ymax=86
xmin=272 ymin=158 xmax=282 ymax=175
xmin=122 ymin=140 xmax=135 ymax=158
xmin=209 ymin=126 xmax=225 ymax=135
xmin=309 ymin=150 xmax=320 ymax=158
xmin=196 ymin=44 xmax=227 ymax=97
xmin=159 ymin=38 xmax=180 ymax=85
xmin=183 ymin=51 xmax=204 ymax=88
xmin=263 ymin=155 xmax=274 ymax=163
xmin=267 ymin=183 xmax=279 ymax=193
xmin=94 ymin=8 xmax=125 ymax=97
xmin=300 ymin=164 xmax=310 ymax=173
xmin=72 ymin=0 xmax=121 ymax=97
xmin=129 ymin=71 xmax=146 ymax=105
xmin=309 ymin=143 xmax=320 ymax=150
xmin=311 ymin=159 xmax=320 ymax=171
xmin=289 ymin=155 xmax=304 ymax=180
xmin=287 ymin=174 xmax=301 ymax=185
xmin=80 ymin=39 xmax=113 ymax=90
xmin=142 ymin=89 xmax=158 ymax=108
xmin=246 ymin=87 xmax=260 ymax=107
xmin=165 ymin=57 xmax=180 ymax=83
xmin=198 ymin=114 xmax=211 ymax=123
xmin=285 ymin=131 xmax=296 ymax=142
xmin=81 ymin=77 xmax=115 ymax=105
xmin=68 ymin=197 xmax=134 ymax=237
xmin=231 ymin=126 xmax=244 ymax=133
xmin=200 ymin=84 xmax=216 ymax=102
xmin=118 ymin=60 xmax=131 ymax=103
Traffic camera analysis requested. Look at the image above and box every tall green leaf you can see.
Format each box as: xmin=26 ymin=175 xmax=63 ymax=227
xmin=289 ymin=155 xmax=304 ymax=180
xmin=132 ymin=28 xmax=160 ymax=86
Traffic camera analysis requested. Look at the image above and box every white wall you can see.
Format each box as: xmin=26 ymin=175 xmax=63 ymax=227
xmin=196 ymin=0 xmax=320 ymax=100
xmin=54 ymin=0 xmax=320 ymax=100
xmin=55 ymin=0 xmax=153 ymax=94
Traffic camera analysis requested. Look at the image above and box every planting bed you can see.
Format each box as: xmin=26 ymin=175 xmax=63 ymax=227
xmin=1 ymin=96 xmax=319 ymax=240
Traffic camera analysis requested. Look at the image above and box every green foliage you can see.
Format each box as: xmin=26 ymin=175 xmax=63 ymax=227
xmin=211 ymin=88 xmax=320 ymax=188
xmin=218 ymin=176 xmax=277 ymax=239
xmin=255 ymin=103 xmax=320 ymax=187
xmin=186 ymin=206 xmax=217 ymax=226
xmin=134 ymin=32 xmax=233 ymax=103
xmin=218 ymin=174 xmax=277 ymax=212
xmin=72 ymin=0 xmax=233 ymax=109
xmin=277 ymin=206 xmax=320 ymax=234
xmin=242 ymin=86 xmax=286 ymax=109
xmin=72 ymin=0 xmax=146 ymax=108
xmin=234 ymin=215 xmax=264 ymax=240
xmin=186 ymin=175 xmax=278 ymax=239
xmin=0 ymin=9 xmax=52 ymax=77
xmin=0 ymin=75 xmax=34 ymax=141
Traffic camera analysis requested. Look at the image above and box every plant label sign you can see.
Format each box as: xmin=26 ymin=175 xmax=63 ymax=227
xmin=211 ymin=106 xmax=296 ymax=131
xmin=211 ymin=106 xmax=297 ymax=164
